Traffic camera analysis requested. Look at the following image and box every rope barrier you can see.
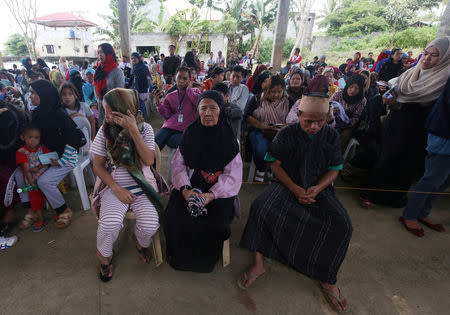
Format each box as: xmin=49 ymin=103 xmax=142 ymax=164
xmin=241 ymin=182 xmax=450 ymax=196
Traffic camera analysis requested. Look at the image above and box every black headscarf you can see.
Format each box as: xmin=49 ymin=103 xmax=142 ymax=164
xmin=179 ymin=90 xmax=239 ymax=172
xmin=343 ymin=74 xmax=365 ymax=104
xmin=69 ymin=70 xmax=85 ymax=102
xmin=131 ymin=52 xmax=151 ymax=93
xmin=31 ymin=80 xmax=85 ymax=156
xmin=0 ymin=100 xmax=30 ymax=164
xmin=253 ymin=70 xmax=271 ymax=95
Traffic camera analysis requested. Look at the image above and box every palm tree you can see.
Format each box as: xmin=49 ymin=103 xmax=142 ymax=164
xmin=246 ymin=0 xmax=277 ymax=60
xmin=317 ymin=0 xmax=341 ymax=30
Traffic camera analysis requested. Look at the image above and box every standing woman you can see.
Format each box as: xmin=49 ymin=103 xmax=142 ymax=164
xmin=30 ymin=80 xmax=86 ymax=228
xmin=52 ymin=71 xmax=65 ymax=91
xmin=361 ymin=36 xmax=450 ymax=208
xmin=130 ymin=52 xmax=152 ymax=119
xmin=94 ymin=43 xmax=125 ymax=125
xmin=165 ymin=90 xmax=242 ymax=272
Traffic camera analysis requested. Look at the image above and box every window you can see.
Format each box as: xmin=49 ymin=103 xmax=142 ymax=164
xmin=45 ymin=45 xmax=55 ymax=54
xmin=84 ymin=45 xmax=89 ymax=53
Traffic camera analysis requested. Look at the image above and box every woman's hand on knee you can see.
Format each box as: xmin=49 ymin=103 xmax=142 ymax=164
xmin=112 ymin=186 xmax=135 ymax=204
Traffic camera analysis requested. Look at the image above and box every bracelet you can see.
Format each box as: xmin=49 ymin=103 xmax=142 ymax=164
xmin=180 ymin=185 xmax=192 ymax=193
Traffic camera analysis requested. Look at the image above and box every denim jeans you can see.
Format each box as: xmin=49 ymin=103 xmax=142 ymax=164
xmin=155 ymin=128 xmax=183 ymax=150
xmin=249 ymin=130 xmax=271 ymax=172
xmin=403 ymin=153 xmax=450 ymax=220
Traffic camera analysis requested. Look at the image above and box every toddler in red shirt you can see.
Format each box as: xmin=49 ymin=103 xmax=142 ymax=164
xmin=16 ymin=125 xmax=50 ymax=232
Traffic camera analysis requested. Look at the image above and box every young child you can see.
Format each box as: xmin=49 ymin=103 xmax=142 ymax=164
xmin=60 ymin=83 xmax=96 ymax=140
xmin=16 ymin=125 xmax=51 ymax=232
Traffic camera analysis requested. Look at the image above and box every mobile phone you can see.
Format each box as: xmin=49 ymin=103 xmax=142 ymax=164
xmin=384 ymin=85 xmax=397 ymax=99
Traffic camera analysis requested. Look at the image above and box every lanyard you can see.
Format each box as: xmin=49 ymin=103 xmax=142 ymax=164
xmin=177 ymin=89 xmax=186 ymax=113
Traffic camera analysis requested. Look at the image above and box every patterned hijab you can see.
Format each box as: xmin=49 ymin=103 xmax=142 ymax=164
xmin=102 ymin=88 xmax=163 ymax=213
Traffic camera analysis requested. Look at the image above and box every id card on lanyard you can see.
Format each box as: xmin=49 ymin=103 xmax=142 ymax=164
xmin=177 ymin=89 xmax=186 ymax=123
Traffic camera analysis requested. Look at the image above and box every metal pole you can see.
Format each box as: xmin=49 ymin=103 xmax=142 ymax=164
xmin=271 ymin=0 xmax=290 ymax=72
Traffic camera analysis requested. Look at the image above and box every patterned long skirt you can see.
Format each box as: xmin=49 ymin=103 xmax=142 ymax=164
xmin=240 ymin=182 xmax=353 ymax=284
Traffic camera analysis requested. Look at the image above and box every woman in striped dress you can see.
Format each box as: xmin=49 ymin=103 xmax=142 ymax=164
xmin=91 ymin=88 xmax=161 ymax=282
xmin=239 ymin=95 xmax=353 ymax=313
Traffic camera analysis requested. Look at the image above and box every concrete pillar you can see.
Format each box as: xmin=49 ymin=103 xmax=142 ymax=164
xmin=437 ymin=2 xmax=449 ymax=37
xmin=118 ymin=0 xmax=131 ymax=58
xmin=0 ymin=50 xmax=4 ymax=69
xmin=271 ymin=0 xmax=290 ymax=72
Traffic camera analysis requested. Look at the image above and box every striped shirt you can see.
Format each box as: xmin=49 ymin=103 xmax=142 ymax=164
xmin=90 ymin=123 xmax=155 ymax=186
xmin=58 ymin=145 xmax=78 ymax=167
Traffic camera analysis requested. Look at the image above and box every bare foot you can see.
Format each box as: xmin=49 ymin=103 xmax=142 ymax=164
xmin=320 ymin=282 xmax=348 ymax=312
xmin=404 ymin=218 xmax=421 ymax=229
xmin=240 ymin=265 xmax=266 ymax=289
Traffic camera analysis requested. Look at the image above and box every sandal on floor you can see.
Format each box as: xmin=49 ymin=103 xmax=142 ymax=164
xmin=135 ymin=246 xmax=152 ymax=263
xmin=318 ymin=283 xmax=349 ymax=313
xmin=99 ymin=251 xmax=114 ymax=282
xmin=399 ymin=217 xmax=424 ymax=237
xmin=418 ymin=218 xmax=446 ymax=232
xmin=237 ymin=271 xmax=265 ymax=290
xmin=19 ymin=213 xmax=38 ymax=229
xmin=55 ymin=210 xmax=72 ymax=229
xmin=359 ymin=197 xmax=374 ymax=209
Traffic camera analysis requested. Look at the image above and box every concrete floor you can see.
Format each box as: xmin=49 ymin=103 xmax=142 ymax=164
xmin=1 ymin=116 xmax=449 ymax=315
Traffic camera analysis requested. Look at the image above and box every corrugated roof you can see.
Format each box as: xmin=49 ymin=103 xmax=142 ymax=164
xmin=30 ymin=12 xmax=97 ymax=28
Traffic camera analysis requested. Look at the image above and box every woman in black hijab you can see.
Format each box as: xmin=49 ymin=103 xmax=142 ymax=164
xmin=164 ymin=90 xmax=242 ymax=273
xmin=0 ymin=101 xmax=30 ymax=236
xmin=30 ymin=80 xmax=86 ymax=229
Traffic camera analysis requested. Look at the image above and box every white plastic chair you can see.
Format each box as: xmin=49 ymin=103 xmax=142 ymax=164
xmin=70 ymin=124 xmax=95 ymax=211
xmin=342 ymin=138 xmax=360 ymax=161
xmin=247 ymin=158 xmax=257 ymax=182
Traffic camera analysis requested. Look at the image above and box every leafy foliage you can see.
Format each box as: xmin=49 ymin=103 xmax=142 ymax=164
xmin=5 ymin=34 xmax=29 ymax=56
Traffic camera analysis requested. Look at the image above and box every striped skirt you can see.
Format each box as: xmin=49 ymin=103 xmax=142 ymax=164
xmin=240 ymin=182 xmax=353 ymax=284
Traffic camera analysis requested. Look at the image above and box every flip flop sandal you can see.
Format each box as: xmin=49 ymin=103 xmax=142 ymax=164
xmin=99 ymin=252 xmax=114 ymax=282
xmin=55 ymin=210 xmax=73 ymax=229
xmin=237 ymin=271 xmax=265 ymax=290
xmin=317 ymin=283 xmax=349 ymax=313
xmin=135 ymin=246 xmax=152 ymax=263
xmin=32 ymin=221 xmax=46 ymax=232
xmin=359 ymin=197 xmax=374 ymax=209
xmin=19 ymin=213 xmax=38 ymax=229
xmin=418 ymin=218 xmax=446 ymax=232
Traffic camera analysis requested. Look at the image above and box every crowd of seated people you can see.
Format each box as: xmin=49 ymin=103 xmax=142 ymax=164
xmin=1 ymin=36 xmax=449 ymax=313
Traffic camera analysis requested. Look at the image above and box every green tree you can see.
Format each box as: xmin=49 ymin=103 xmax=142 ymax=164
xmin=96 ymin=0 xmax=150 ymax=54
xmin=246 ymin=0 xmax=277 ymax=59
xmin=5 ymin=34 xmax=29 ymax=56
xmin=317 ymin=0 xmax=341 ymax=30
xmin=322 ymin=0 xmax=388 ymax=36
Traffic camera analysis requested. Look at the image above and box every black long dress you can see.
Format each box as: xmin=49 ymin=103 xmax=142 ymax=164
xmin=164 ymin=170 xmax=235 ymax=273
xmin=240 ymin=124 xmax=353 ymax=284
xmin=362 ymin=102 xmax=432 ymax=207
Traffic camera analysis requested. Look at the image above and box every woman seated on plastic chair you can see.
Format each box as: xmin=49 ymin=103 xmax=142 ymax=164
xmin=91 ymin=88 xmax=161 ymax=282
xmin=165 ymin=91 xmax=242 ymax=273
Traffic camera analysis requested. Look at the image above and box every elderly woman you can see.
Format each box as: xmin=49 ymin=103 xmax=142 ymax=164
xmin=94 ymin=43 xmax=125 ymax=125
xmin=239 ymin=95 xmax=352 ymax=313
xmin=165 ymin=90 xmax=242 ymax=273
xmin=91 ymin=88 xmax=161 ymax=281
xmin=361 ymin=36 xmax=450 ymax=209
xmin=244 ymin=75 xmax=290 ymax=182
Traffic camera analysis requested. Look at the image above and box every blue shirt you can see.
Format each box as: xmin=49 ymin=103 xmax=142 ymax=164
xmin=426 ymin=133 xmax=450 ymax=155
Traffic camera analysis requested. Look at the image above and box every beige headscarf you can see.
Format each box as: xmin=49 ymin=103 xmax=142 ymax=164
xmin=395 ymin=36 xmax=450 ymax=104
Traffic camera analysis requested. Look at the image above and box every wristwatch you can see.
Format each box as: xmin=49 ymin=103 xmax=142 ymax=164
xmin=180 ymin=185 xmax=192 ymax=192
